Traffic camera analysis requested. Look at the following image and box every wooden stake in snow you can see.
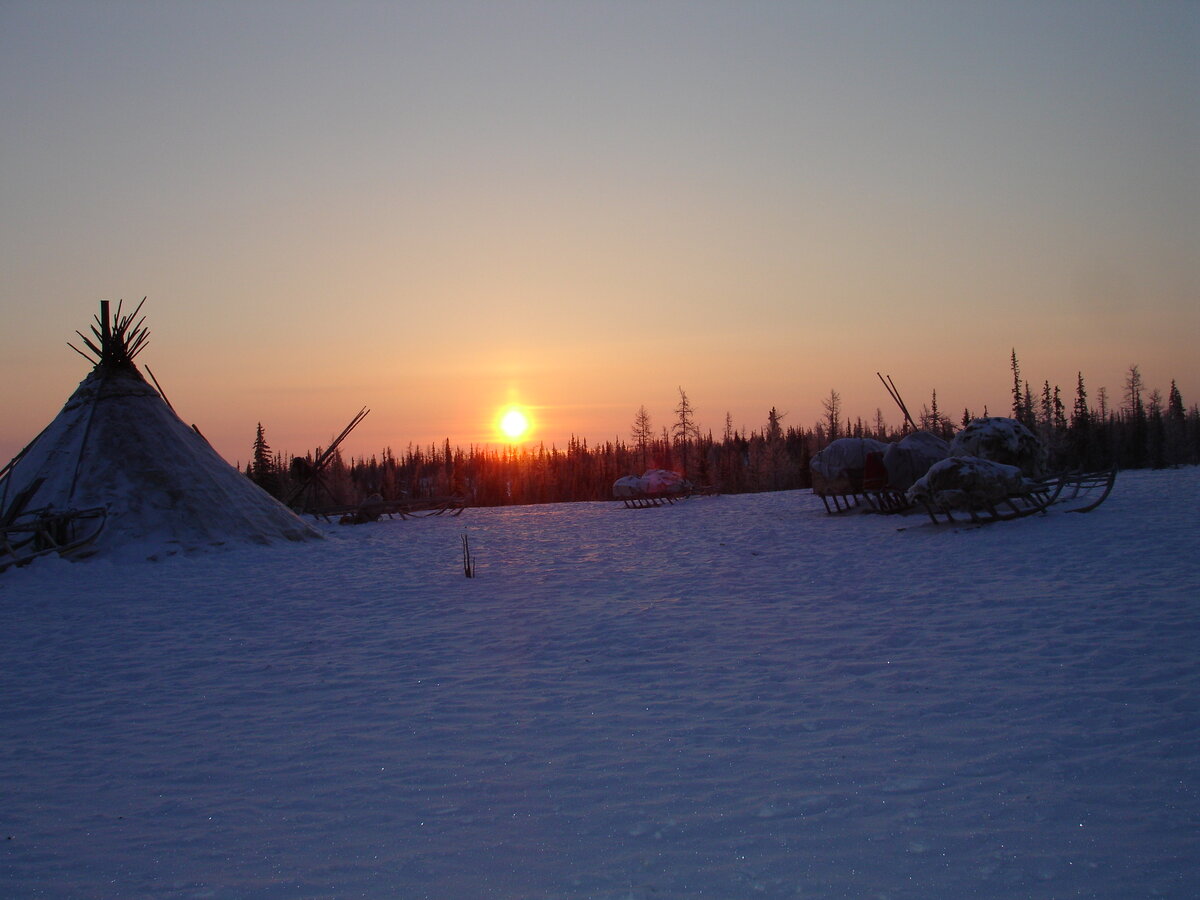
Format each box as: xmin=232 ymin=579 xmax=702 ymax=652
xmin=462 ymin=533 xmax=476 ymax=578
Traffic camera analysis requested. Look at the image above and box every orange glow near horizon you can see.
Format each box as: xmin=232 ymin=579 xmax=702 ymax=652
xmin=498 ymin=406 xmax=532 ymax=442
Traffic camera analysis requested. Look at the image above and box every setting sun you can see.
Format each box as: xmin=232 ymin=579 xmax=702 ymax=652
xmin=499 ymin=407 xmax=531 ymax=441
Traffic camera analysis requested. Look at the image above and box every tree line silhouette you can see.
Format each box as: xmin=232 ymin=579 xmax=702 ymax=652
xmin=246 ymin=357 xmax=1200 ymax=509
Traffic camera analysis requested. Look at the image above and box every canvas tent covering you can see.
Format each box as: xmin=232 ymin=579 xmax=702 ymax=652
xmin=0 ymin=301 xmax=319 ymax=561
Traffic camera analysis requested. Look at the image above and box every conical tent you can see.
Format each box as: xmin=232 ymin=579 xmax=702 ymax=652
xmin=1 ymin=301 xmax=319 ymax=560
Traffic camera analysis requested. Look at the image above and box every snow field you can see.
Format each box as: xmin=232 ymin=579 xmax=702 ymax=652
xmin=2 ymin=468 xmax=1198 ymax=898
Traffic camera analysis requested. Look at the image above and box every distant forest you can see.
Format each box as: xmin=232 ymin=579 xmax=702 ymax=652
xmin=246 ymin=356 xmax=1200 ymax=509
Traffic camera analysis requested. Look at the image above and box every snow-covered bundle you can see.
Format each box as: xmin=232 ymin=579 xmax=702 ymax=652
xmin=906 ymin=456 xmax=1026 ymax=510
xmin=882 ymin=430 xmax=950 ymax=491
xmin=810 ymin=438 xmax=889 ymax=480
xmin=612 ymin=469 xmax=691 ymax=498
xmin=809 ymin=437 xmax=889 ymax=493
xmin=950 ymin=417 xmax=1045 ymax=477
xmin=1 ymin=301 xmax=320 ymax=561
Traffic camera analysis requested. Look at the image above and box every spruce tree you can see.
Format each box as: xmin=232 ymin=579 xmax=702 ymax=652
xmin=631 ymin=405 xmax=653 ymax=470
xmin=1167 ymin=380 xmax=1185 ymax=423
xmin=250 ymin=423 xmax=281 ymax=497
xmin=1070 ymin=373 xmax=1092 ymax=468
xmin=822 ymin=389 xmax=842 ymax=441
xmin=1010 ymin=350 xmax=1023 ymax=420
xmin=251 ymin=423 xmax=271 ymax=482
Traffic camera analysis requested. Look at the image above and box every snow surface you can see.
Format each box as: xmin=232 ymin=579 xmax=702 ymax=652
xmin=3 ymin=468 xmax=1199 ymax=899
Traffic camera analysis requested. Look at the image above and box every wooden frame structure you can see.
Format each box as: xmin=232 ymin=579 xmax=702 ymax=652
xmin=313 ymin=495 xmax=468 ymax=524
xmin=0 ymin=477 xmax=107 ymax=572
xmin=915 ymin=468 xmax=1117 ymax=525
xmin=619 ymin=486 xmax=717 ymax=509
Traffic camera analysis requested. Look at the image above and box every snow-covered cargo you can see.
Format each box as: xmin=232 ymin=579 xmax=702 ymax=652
xmin=809 ymin=437 xmax=889 ymax=494
xmin=950 ymin=417 xmax=1044 ymax=477
xmin=906 ymin=456 xmax=1026 ymax=510
xmin=612 ymin=469 xmax=690 ymax=498
xmin=882 ymin=430 xmax=950 ymax=492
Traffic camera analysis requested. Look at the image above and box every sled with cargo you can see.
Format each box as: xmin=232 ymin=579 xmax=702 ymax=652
xmin=0 ymin=477 xmax=107 ymax=571
xmin=810 ymin=432 xmax=947 ymax=515
xmin=617 ymin=485 xmax=718 ymax=509
xmin=912 ymin=464 xmax=1117 ymax=525
xmin=904 ymin=417 xmax=1117 ymax=525
xmin=613 ymin=469 xmax=716 ymax=509
xmin=311 ymin=494 xmax=468 ymax=524
xmin=811 ymin=414 xmax=1117 ymax=525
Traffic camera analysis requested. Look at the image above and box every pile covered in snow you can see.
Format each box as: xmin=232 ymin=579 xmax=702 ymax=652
xmin=906 ymin=455 xmax=1027 ymax=509
xmin=612 ymin=468 xmax=691 ymax=498
xmin=882 ymin=430 xmax=950 ymax=491
xmin=808 ymin=437 xmax=889 ymax=493
xmin=810 ymin=433 xmax=950 ymax=495
xmin=903 ymin=418 xmax=1046 ymax=510
xmin=950 ymin=416 xmax=1044 ymax=477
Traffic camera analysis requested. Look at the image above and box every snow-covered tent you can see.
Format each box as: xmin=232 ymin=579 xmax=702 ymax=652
xmin=0 ymin=301 xmax=320 ymax=561
xmin=950 ymin=417 xmax=1045 ymax=477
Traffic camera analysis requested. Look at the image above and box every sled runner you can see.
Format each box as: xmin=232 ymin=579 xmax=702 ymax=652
xmin=613 ymin=469 xmax=715 ymax=509
xmin=1049 ymin=467 xmax=1118 ymax=515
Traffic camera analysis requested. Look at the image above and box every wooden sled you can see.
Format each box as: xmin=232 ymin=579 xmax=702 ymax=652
xmin=917 ymin=468 xmax=1116 ymax=526
xmin=312 ymin=495 xmax=468 ymax=524
xmin=619 ymin=486 xmax=717 ymax=509
xmin=0 ymin=504 xmax=108 ymax=571
xmin=812 ymin=470 xmax=913 ymax=515
xmin=1055 ymin=468 xmax=1118 ymax=514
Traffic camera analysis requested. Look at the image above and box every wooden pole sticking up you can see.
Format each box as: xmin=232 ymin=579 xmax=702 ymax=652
xmin=68 ymin=298 xmax=150 ymax=368
xmin=144 ymin=366 xmax=176 ymax=414
xmin=877 ymin=373 xmax=917 ymax=431
xmin=285 ymin=407 xmax=371 ymax=509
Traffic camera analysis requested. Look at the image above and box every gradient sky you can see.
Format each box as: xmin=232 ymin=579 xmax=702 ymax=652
xmin=2 ymin=1 xmax=1196 ymax=466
